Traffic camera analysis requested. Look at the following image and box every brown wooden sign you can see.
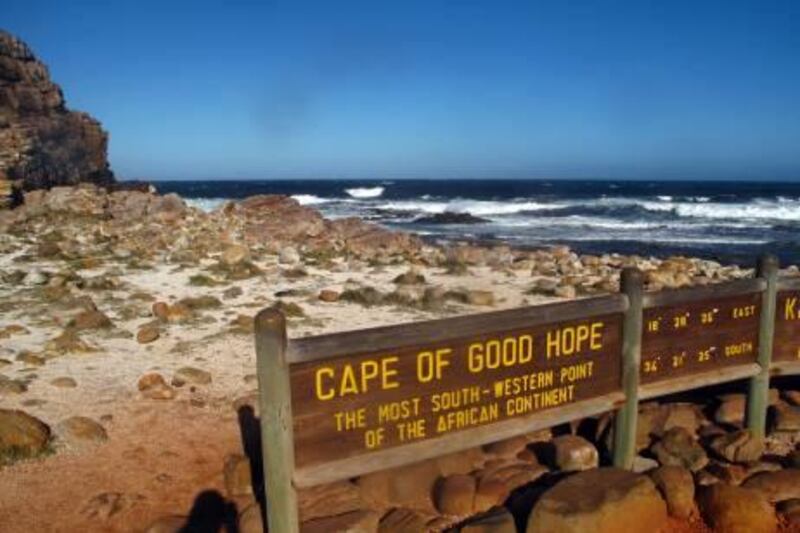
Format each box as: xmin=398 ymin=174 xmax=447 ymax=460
xmin=640 ymin=292 xmax=761 ymax=385
xmin=289 ymin=307 xmax=623 ymax=474
xmin=774 ymin=289 xmax=800 ymax=363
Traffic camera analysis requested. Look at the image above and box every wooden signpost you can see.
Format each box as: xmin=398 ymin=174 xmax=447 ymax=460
xmin=254 ymin=253 xmax=800 ymax=532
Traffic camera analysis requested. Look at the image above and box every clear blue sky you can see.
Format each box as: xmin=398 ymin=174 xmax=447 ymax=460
xmin=4 ymin=1 xmax=800 ymax=180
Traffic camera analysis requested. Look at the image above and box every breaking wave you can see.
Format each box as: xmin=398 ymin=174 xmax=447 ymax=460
xmin=345 ymin=186 xmax=385 ymax=198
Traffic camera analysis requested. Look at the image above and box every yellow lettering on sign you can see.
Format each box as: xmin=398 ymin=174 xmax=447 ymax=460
xmin=732 ymin=305 xmax=756 ymax=319
xmin=468 ymin=334 xmax=533 ymax=373
xmin=786 ymin=297 xmax=797 ymax=321
xmin=435 ymin=403 xmax=499 ymax=433
xmin=315 ymin=367 xmax=335 ymax=401
xmin=546 ymin=322 xmax=604 ymax=358
xmin=314 ymin=357 xmax=401 ymax=400
xmin=416 ymin=348 xmax=452 ymax=382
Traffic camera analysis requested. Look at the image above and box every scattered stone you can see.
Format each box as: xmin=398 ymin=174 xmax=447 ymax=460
xmin=551 ymin=434 xmax=599 ymax=472
xmin=229 ymin=314 xmax=255 ymax=334
xmin=527 ymin=468 xmax=667 ymax=533
xmin=178 ymin=295 xmax=222 ymax=310
xmin=137 ymin=326 xmax=160 ymax=344
xmin=188 ymin=274 xmax=218 ymax=287
xmin=172 ymin=367 xmax=212 ymax=387
xmin=223 ymin=286 xmax=243 ymax=299
xmin=46 ymin=329 xmax=94 ymax=353
xmin=651 ymin=427 xmax=708 ymax=472
xmin=466 ymin=290 xmax=495 ymax=306
xmin=340 ymin=286 xmax=385 ymax=307
xmin=57 ymin=416 xmax=107 ymax=448
xmin=709 ymin=429 xmax=764 ymax=463
xmin=773 ymin=404 xmax=800 ymax=433
xmin=137 ymin=373 xmax=175 ymax=400
xmin=50 ymin=376 xmax=77 ymax=388
xmin=220 ymin=244 xmax=250 ymax=267
xmin=279 ymin=246 xmax=300 ymax=264
xmin=318 ymin=289 xmax=340 ymax=302
xmin=649 ymin=465 xmax=695 ymax=519
xmin=69 ymin=309 xmax=113 ymax=330
xmin=393 ymin=269 xmax=425 ymax=285
xmin=271 ymin=300 xmax=305 ymax=318
xmin=697 ymin=483 xmax=776 ymax=533
xmin=16 ymin=351 xmax=45 ymax=366
xmin=0 ymin=409 xmax=51 ymax=462
xmin=0 ymin=375 xmax=28 ymax=394
xmin=554 ymin=284 xmax=577 ymax=299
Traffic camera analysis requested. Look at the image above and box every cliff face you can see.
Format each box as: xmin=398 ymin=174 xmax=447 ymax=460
xmin=0 ymin=30 xmax=114 ymax=197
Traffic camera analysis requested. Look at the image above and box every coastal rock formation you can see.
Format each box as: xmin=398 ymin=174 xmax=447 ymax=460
xmin=0 ymin=30 xmax=113 ymax=199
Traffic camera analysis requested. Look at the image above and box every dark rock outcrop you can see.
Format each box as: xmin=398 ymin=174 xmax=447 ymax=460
xmin=413 ymin=212 xmax=490 ymax=224
xmin=0 ymin=30 xmax=114 ymax=197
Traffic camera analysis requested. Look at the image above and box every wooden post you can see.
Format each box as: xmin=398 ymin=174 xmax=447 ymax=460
xmin=255 ymin=308 xmax=299 ymax=533
xmin=746 ymin=254 xmax=779 ymax=438
xmin=613 ymin=267 xmax=644 ymax=469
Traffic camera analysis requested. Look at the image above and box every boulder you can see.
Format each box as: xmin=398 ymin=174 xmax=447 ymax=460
xmin=651 ymin=427 xmax=708 ymax=472
xmin=550 ymin=435 xmax=598 ymax=472
xmin=708 ymin=429 xmax=764 ymax=463
xmin=742 ymin=469 xmax=800 ymax=503
xmin=649 ymin=465 xmax=695 ymax=518
xmin=220 ymin=244 xmax=250 ymax=267
xmin=461 ymin=507 xmax=516 ymax=532
xmin=0 ymin=409 xmax=51 ymax=460
xmin=356 ymin=459 xmax=441 ymax=511
xmin=526 ymin=468 xmax=667 ymax=533
xmin=697 ymin=483 xmax=776 ymax=533
xmin=56 ymin=416 xmax=107 ymax=448
xmin=137 ymin=373 xmax=175 ymax=400
xmin=377 ymin=508 xmax=428 ymax=532
xmin=434 ymin=474 xmax=476 ymax=516
xmin=172 ymin=367 xmax=212 ymax=386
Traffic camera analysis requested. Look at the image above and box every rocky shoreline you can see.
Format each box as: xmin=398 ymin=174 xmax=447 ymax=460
xmin=1 ymin=184 xmax=799 ymax=532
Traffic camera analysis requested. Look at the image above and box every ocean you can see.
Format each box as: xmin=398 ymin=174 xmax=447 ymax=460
xmin=152 ymin=179 xmax=800 ymax=266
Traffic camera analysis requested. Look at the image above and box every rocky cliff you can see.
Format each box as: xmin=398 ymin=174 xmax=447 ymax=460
xmin=0 ymin=30 xmax=114 ymax=204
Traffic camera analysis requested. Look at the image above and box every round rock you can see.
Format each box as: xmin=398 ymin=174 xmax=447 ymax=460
xmin=527 ymin=467 xmax=667 ymax=533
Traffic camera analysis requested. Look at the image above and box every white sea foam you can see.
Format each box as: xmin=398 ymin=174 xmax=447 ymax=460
xmin=346 ymin=186 xmax=385 ymax=198
xmin=184 ymin=197 xmax=228 ymax=212
xmin=291 ymin=194 xmax=332 ymax=206
xmin=376 ymin=199 xmax=560 ymax=216
xmin=641 ymin=200 xmax=800 ymax=221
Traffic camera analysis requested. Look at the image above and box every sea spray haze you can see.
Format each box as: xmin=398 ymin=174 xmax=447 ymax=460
xmin=156 ymin=179 xmax=800 ymax=266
